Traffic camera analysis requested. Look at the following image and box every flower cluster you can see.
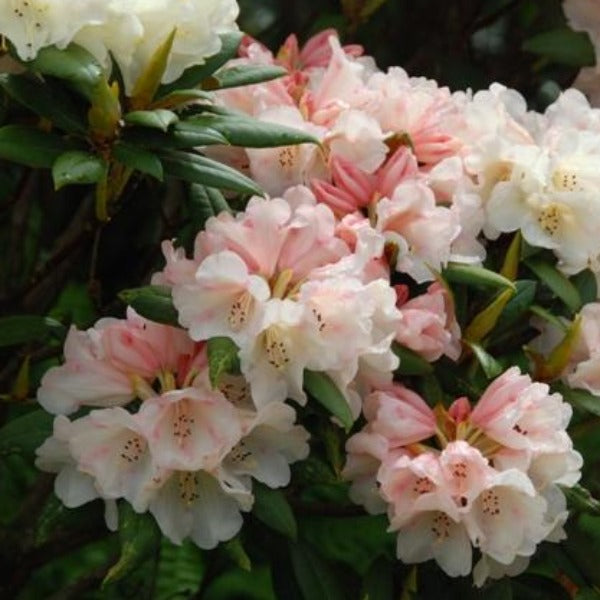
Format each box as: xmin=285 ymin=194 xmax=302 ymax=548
xmin=0 ymin=0 xmax=239 ymax=92
xmin=31 ymin=18 xmax=594 ymax=587
xmin=343 ymin=368 xmax=582 ymax=585
xmin=36 ymin=309 xmax=309 ymax=547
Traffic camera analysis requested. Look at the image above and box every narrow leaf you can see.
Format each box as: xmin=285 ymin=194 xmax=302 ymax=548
xmin=534 ymin=315 xmax=582 ymax=381
xmin=525 ymin=258 xmax=582 ymax=313
xmin=500 ymin=231 xmax=521 ymax=281
xmin=160 ymin=150 xmax=264 ymax=196
xmin=130 ymin=28 xmax=177 ymax=110
xmin=204 ymin=65 xmax=287 ymax=90
xmin=113 ymin=142 xmax=163 ymax=181
xmin=523 ymin=28 xmax=595 ymax=67
xmin=289 ymin=541 xmax=346 ymax=600
xmin=0 ymin=409 xmax=53 ymax=457
xmin=561 ymin=484 xmax=600 ymax=516
xmin=52 ymin=151 xmax=106 ymax=190
xmin=123 ymin=109 xmax=178 ymax=131
xmin=206 ymin=336 xmax=240 ymax=388
xmin=103 ymin=504 xmax=161 ymax=586
xmin=303 ymin=370 xmax=354 ymax=432
xmin=150 ymin=88 xmax=212 ymax=110
xmin=553 ymin=382 xmax=600 ymax=417
xmin=0 ymin=125 xmax=76 ymax=168
xmin=182 ymin=114 xmax=319 ymax=148
xmin=156 ymin=32 xmax=243 ymax=98
xmin=464 ymin=341 xmax=503 ymax=379
xmin=443 ymin=263 xmax=516 ymax=291
xmin=0 ymin=315 xmax=64 ymax=347
xmin=123 ymin=125 xmax=228 ymax=149
xmin=252 ymin=481 xmax=298 ymax=540
xmin=572 ymin=270 xmax=598 ymax=306
xmin=187 ymin=183 xmax=232 ymax=230
xmin=495 ymin=280 xmax=537 ymax=331
xmin=119 ymin=285 xmax=180 ymax=326
xmin=464 ymin=287 xmax=515 ymax=343
xmin=529 ymin=304 xmax=568 ymax=331
xmin=392 ymin=343 xmax=434 ymax=375
xmin=0 ymin=74 xmax=86 ymax=133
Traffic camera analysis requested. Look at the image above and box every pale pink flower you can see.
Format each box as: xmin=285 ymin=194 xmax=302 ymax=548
xmin=395 ymin=282 xmax=461 ymax=362
xmin=172 ymin=250 xmax=271 ymax=344
xmin=151 ymin=240 xmax=198 ymax=287
xmin=376 ymin=181 xmax=461 ymax=282
xmin=364 ymin=385 xmax=437 ymax=447
xmin=566 ymin=302 xmax=600 ymax=394
xmin=139 ymin=386 xmax=242 ymax=472
xmin=470 ymin=367 xmax=573 ymax=454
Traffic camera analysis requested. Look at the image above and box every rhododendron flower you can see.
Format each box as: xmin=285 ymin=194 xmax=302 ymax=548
xmin=395 ymin=283 xmax=461 ymax=362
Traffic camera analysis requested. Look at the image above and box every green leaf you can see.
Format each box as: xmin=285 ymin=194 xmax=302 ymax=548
xmin=529 ymin=304 xmax=568 ymax=331
xmin=222 ymin=536 xmax=252 ymax=572
xmin=500 ymin=231 xmax=521 ymax=281
xmin=303 ymin=370 xmax=354 ymax=432
xmin=119 ymin=285 xmax=180 ymax=326
xmin=442 ymin=263 xmax=516 ymax=291
xmin=525 ymin=257 xmax=582 ymax=313
xmin=299 ymin=515 xmax=393 ymax=576
xmin=28 ymin=43 xmax=104 ymax=97
xmin=155 ymin=539 xmax=205 ymax=599
xmin=523 ymin=28 xmax=595 ymax=67
xmin=207 ymin=336 xmax=240 ymax=388
xmin=0 ymin=409 xmax=53 ymax=457
xmin=0 ymin=124 xmax=76 ymax=168
xmin=182 ymin=114 xmax=319 ymax=148
xmin=289 ymin=541 xmax=346 ymax=600
xmin=572 ymin=269 xmax=598 ymax=306
xmin=123 ymin=109 xmax=178 ymax=131
xmin=123 ymin=124 xmax=228 ymax=149
xmin=160 ymin=150 xmax=264 ymax=196
xmin=150 ymin=88 xmax=212 ymax=110
xmin=464 ymin=287 xmax=515 ymax=343
xmin=103 ymin=503 xmax=161 ymax=586
xmin=130 ymin=28 xmax=176 ymax=110
xmin=495 ymin=280 xmax=537 ymax=330
xmin=204 ymin=64 xmax=287 ymax=90
xmin=188 ymin=183 xmax=231 ymax=223
xmin=252 ymin=481 xmax=298 ymax=540
xmin=113 ymin=142 xmax=163 ymax=181
xmin=0 ymin=315 xmax=64 ymax=347
xmin=52 ymin=150 xmax=107 ymax=190
xmin=362 ymin=557 xmax=394 ymax=600
xmin=392 ymin=343 xmax=434 ymax=376
xmin=156 ymin=31 xmax=243 ymax=98
xmin=553 ymin=382 xmax=600 ymax=417
xmin=464 ymin=340 xmax=503 ymax=379
xmin=561 ymin=484 xmax=600 ymax=517
xmin=0 ymin=74 xmax=87 ymax=133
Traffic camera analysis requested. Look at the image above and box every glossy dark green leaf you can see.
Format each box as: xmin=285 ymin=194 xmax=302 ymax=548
xmin=160 ymin=150 xmax=263 ymax=196
xmin=495 ymin=280 xmax=537 ymax=330
xmin=525 ymin=258 xmax=582 ymax=313
xmin=156 ymin=31 xmax=243 ymax=98
xmin=113 ymin=142 xmax=163 ymax=181
xmin=299 ymin=515 xmax=393 ymax=576
xmin=182 ymin=114 xmax=319 ymax=148
xmin=52 ymin=151 xmax=107 ymax=190
xmin=28 ymin=43 xmax=104 ymax=98
xmin=0 ymin=125 xmax=76 ymax=168
xmin=523 ymin=28 xmax=595 ymax=67
xmin=303 ymin=370 xmax=354 ymax=432
xmin=561 ymin=484 xmax=600 ymax=516
xmin=0 ymin=409 xmax=53 ymax=457
xmin=154 ymin=539 xmax=205 ymax=599
xmin=188 ymin=183 xmax=232 ymax=227
xmin=123 ymin=109 xmax=178 ymax=131
xmin=123 ymin=124 xmax=228 ymax=149
xmin=392 ymin=342 xmax=434 ymax=376
xmin=0 ymin=74 xmax=86 ymax=133
xmin=205 ymin=64 xmax=287 ymax=90
xmin=362 ymin=557 xmax=394 ymax=600
xmin=554 ymin=382 xmax=600 ymax=417
xmin=207 ymin=336 xmax=240 ymax=388
xmin=465 ymin=340 xmax=503 ymax=379
xmin=572 ymin=269 xmax=598 ymax=306
xmin=252 ymin=481 xmax=297 ymax=540
xmin=289 ymin=541 xmax=346 ymax=600
xmin=119 ymin=285 xmax=180 ymax=326
xmin=103 ymin=503 xmax=161 ymax=586
xmin=443 ymin=263 xmax=516 ymax=291
xmin=0 ymin=315 xmax=64 ymax=347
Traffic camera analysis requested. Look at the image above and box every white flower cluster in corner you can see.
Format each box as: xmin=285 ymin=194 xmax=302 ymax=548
xmin=0 ymin=0 xmax=239 ymax=92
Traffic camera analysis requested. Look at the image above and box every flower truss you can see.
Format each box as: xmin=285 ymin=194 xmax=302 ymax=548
xmin=24 ymin=2 xmax=600 ymax=591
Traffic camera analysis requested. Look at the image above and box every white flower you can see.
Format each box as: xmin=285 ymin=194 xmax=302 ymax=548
xmin=0 ymin=0 xmax=110 ymax=61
